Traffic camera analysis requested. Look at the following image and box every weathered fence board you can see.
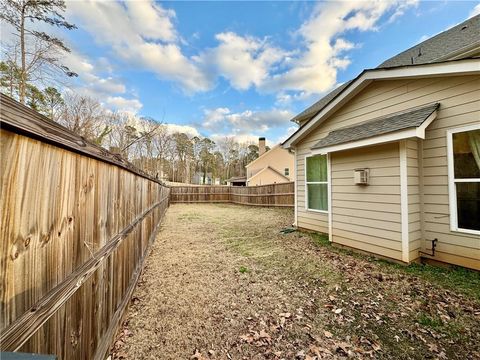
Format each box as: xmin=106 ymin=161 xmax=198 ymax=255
xmin=170 ymin=182 xmax=294 ymax=207
xmin=0 ymin=95 xmax=170 ymax=359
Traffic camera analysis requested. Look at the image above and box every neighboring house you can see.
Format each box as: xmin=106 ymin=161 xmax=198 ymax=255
xmin=226 ymin=176 xmax=247 ymax=186
xmin=283 ymin=15 xmax=480 ymax=270
xmin=246 ymin=137 xmax=294 ymax=186
xmin=192 ymin=172 xmax=220 ymax=185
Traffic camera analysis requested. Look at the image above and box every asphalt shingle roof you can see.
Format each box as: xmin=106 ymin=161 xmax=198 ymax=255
xmin=379 ymin=15 xmax=480 ymax=68
xmin=291 ymin=15 xmax=479 ymax=125
xmin=311 ymin=103 xmax=439 ymax=150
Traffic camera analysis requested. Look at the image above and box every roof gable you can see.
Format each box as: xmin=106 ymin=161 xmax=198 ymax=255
xmin=282 ymin=59 xmax=480 ymax=148
xmin=291 ymin=15 xmax=480 ymax=127
xmin=248 ymin=166 xmax=289 ymax=183
xmin=246 ymin=144 xmax=282 ymax=168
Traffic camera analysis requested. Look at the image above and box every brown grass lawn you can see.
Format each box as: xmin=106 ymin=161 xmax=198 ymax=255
xmin=111 ymin=204 xmax=480 ymax=360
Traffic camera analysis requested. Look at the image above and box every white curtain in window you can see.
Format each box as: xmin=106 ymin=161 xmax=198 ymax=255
xmin=468 ymin=129 xmax=480 ymax=170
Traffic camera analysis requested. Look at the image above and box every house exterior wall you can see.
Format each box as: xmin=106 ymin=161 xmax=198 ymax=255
xmin=247 ymin=167 xmax=289 ymax=186
xmin=295 ymin=74 xmax=480 ymax=269
xmin=246 ymin=145 xmax=294 ymax=184
xmin=331 ymin=142 xmax=403 ymax=261
xmin=420 ymin=77 xmax=480 ymax=270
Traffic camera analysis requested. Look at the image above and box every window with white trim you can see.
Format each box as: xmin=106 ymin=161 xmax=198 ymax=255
xmin=284 ymin=168 xmax=289 ymax=176
xmin=306 ymin=154 xmax=328 ymax=211
xmin=448 ymin=125 xmax=480 ymax=233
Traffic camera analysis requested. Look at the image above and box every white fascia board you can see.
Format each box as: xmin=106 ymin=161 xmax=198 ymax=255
xmin=283 ymin=60 xmax=479 ymax=149
xmin=282 ymin=79 xmax=372 ymax=149
xmin=364 ymin=60 xmax=480 ymax=81
xmin=415 ymin=110 xmax=437 ymax=138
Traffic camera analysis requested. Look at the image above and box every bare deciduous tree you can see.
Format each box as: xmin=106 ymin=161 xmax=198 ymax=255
xmin=58 ymin=93 xmax=107 ymax=142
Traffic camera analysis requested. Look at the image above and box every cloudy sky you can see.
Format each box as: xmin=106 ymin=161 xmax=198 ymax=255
xmin=49 ymin=1 xmax=480 ymax=144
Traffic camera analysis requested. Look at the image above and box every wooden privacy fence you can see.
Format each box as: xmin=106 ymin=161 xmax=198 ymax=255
xmin=170 ymin=182 xmax=294 ymax=207
xmin=0 ymin=94 xmax=170 ymax=359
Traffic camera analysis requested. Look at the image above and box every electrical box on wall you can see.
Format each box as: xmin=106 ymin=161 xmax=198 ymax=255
xmin=354 ymin=168 xmax=369 ymax=185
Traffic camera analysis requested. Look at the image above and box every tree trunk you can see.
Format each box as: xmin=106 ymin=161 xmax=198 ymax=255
xmin=19 ymin=4 xmax=26 ymax=104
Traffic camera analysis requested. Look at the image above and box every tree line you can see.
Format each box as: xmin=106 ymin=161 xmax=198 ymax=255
xmin=0 ymin=78 xmax=262 ymax=182
xmin=1 ymin=0 xmax=262 ymax=184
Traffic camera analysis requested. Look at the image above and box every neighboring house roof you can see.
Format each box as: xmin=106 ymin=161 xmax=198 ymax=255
xmin=282 ymin=59 xmax=479 ymax=148
xmin=311 ymin=103 xmax=439 ymax=150
xmin=245 ymin=144 xmax=281 ymax=168
xmin=227 ymin=176 xmax=247 ymax=182
xmin=247 ymin=166 xmax=289 ymax=183
xmin=290 ymin=15 xmax=480 ymax=126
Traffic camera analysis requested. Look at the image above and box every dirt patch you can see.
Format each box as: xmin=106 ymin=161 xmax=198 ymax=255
xmin=111 ymin=204 xmax=480 ymax=360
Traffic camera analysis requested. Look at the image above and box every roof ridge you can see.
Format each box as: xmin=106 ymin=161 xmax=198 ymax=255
xmin=380 ymin=14 xmax=480 ymax=67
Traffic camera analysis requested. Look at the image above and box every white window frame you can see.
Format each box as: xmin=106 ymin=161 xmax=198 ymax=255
xmin=305 ymin=154 xmax=329 ymax=213
xmin=446 ymin=123 xmax=480 ymax=236
xmin=284 ymin=167 xmax=289 ymax=176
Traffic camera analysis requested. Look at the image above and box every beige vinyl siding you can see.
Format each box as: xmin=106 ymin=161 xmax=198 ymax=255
xmin=247 ymin=167 xmax=289 ymax=186
xmin=420 ymin=75 xmax=480 ymax=270
xmin=331 ymin=143 xmax=402 ymax=261
xmin=294 ymin=74 xmax=480 ymax=268
xmin=246 ymin=145 xmax=294 ymax=183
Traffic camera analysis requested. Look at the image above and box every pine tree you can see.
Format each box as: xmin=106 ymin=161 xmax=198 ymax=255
xmin=0 ymin=0 xmax=77 ymax=103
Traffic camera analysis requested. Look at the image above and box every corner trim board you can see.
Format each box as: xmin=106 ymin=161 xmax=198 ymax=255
xmin=327 ymin=152 xmax=333 ymax=242
xmin=399 ymin=140 xmax=410 ymax=263
xmin=294 ymin=148 xmax=298 ymax=226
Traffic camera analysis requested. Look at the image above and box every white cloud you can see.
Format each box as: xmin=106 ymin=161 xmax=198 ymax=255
xmin=195 ymin=32 xmax=288 ymax=91
xmin=191 ymin=1 xmax=417 ymax=97
xmin=203 ymin=107 xmax=231 ymax=129
xmin=201 ymin=107 xmax=294 ymax=135
xmin=209 ymin=133 xmax=275 ymax=147
xmin=66 ymin=0 xmax=211 ymax=92
xmin=274 ymin=125 xmax=298 ymax=144
xmin=260 ymin=0 xmax=419 ymax=95
xmin=62 ymin=0 xmax=417 ymax=98
xmin=62 ymin=50 xmax=143 ymax=113
xmin=164 ymin=123 xmax=200 ymax=138
xmin=0 ymin=11 xmax=143 ymax=114
xmin=124 ymin=0 xmax=177 ymax=42
xmin=469 ymin=3 xmax=480 ymax=18
xmin=105 ymin=96 xmax=143 ymax=113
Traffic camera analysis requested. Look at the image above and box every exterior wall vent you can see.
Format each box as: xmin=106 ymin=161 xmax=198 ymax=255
xmin=354 ymin=168 xmax=369 ymax=185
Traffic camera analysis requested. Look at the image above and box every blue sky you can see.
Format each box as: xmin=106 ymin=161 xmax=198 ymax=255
xmin=57 ymin=0 xmax=479 ymax=145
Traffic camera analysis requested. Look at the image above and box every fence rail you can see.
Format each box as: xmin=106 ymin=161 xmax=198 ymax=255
xmin=0 ymin=94 xmax=170 ymax=360
xmin=170 ymin=182 xmax=294 ymax=207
